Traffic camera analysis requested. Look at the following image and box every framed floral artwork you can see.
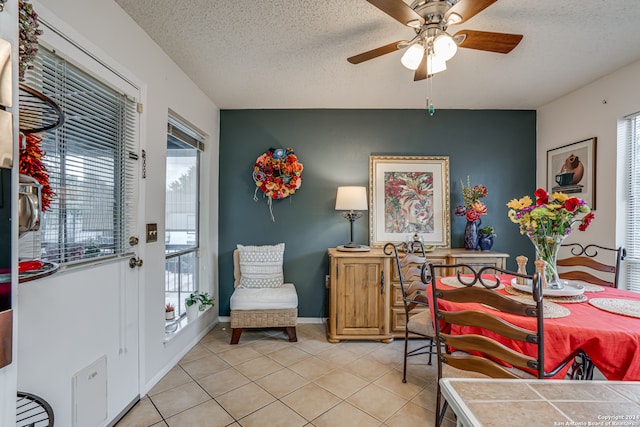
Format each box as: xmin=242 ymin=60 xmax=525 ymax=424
xmin=546 ymin=137 xmax=596 ymax=210
xmin=369 ymin=155 xmax=450 ymax=248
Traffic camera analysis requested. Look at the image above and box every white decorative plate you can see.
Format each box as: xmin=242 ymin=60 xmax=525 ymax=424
xmin=510 ymin=278 xmax=585 ymax=297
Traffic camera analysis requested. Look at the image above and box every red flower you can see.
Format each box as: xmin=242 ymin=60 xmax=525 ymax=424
xmin=465 ymin=210 xmax=480 ymax=222
xmin=564 ymin=197 xmax=580 ymax=212
xmin=578 ymin=212 xmax=595 ymax=231
xmin=534 ymin=188 xmax=548 ymax=205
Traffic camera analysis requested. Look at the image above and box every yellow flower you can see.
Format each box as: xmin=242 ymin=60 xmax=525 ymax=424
xmin=506 ymin=195 xmax=532 ymax=210
xmin=551 ymin=192 xmax=569 ymax=202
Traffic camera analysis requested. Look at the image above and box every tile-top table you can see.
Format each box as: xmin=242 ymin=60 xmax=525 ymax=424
xmin=440 ymin=378 xmax=640 ymax=427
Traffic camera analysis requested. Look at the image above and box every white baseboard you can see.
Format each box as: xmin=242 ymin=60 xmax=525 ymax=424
xmin=218 ymin=316 xmax=325 ymax=324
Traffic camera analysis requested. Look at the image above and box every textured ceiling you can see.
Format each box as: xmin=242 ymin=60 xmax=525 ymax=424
xmin=114 ymin=0 xmax=640 ymax=110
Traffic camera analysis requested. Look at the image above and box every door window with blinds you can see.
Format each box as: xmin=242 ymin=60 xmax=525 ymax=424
xmin=21 ymin=46 xmax=138 ymax=266
xmin=623 ymin=114 xmax=640 ymax=292
xmin=165 ymin=117 xmax=203 ymax=318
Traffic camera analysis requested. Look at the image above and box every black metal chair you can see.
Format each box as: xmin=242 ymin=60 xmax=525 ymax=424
xmin=557 ymin=243 xmax=626 ymax=288
xmin=557 ymin=243 xmax=626 ymax=380
xmin=384 ymin=241 xmax=436 ymax=384
xmin=423 ymin=263 xmax=582 ymax=426
xmin=16 ymin=391 xmax=54 ymax=427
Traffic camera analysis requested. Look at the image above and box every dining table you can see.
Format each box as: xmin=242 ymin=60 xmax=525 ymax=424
xmin=440 ymin=378 xmax=640 ymax=427
xmin=432 ymin=274 xmax=640 ymax=381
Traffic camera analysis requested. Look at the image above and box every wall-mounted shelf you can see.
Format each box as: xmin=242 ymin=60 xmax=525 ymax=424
xmin=18 ymin=83 xmax=64 ymax=134
xmin=18 ymin=261 xmax=58 ymax=284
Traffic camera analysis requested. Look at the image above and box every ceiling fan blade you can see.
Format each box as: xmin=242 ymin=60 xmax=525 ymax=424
xmin=347 ymin=40 xmax=407 ymax=64
xmin=445 ymin=0 xmax=497 ymax=25
xmin=454 ymin=29 xmax=523 ymax=54
xmin=367 ymin=0 xmax=424 ymax=27
xmin=414 ymin=56 xmax=427 ymax=81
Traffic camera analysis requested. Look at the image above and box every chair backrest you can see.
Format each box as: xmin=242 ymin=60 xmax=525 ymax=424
xmin=384 ymin=242 xmax=429 ymax=313
xmin=424 ymin=263 xmax=545 ymax=379
xmin=557 ymin=243 xmax=626 ymax=288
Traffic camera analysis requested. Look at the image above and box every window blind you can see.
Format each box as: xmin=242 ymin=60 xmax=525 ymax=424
xmin=625 ymin=114 xmax=640 ymax=292
xmin=22 ymin=46 xmax=138 ymax=266
xmin=165 ymin=115 xmax=202 ymax=255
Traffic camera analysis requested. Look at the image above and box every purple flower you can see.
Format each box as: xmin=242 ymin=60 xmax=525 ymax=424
xmin=454 ymin=205 xmax=467 ymax=216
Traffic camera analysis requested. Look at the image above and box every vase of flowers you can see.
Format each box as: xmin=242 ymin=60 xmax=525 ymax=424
xmin=507 ymin=188 xmax=594 ymax=289
xmin=478 ymin=226 xmax=496 ymax=251
xmin=455 ymin=177 xmax=488 ymax=250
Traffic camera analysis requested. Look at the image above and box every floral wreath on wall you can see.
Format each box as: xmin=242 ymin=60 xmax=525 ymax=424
xmin=253 ymin=147 xmax=303 ymax=221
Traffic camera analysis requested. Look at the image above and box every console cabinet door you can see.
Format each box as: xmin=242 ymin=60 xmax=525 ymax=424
xmin=335 ymin=257 xmax=385 ymax=336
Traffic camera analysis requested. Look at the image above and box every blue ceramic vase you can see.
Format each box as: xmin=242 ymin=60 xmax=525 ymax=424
xmin=464 ymin=220 xmax=480 ymax=250
xmin=478 ymin=234 xmax=494 ymax=251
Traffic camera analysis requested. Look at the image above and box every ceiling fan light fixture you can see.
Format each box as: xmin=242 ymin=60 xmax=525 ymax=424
xmin=427 ymin=53 xmax=447 ymax=75
xmin=433 ymin=33 xmax=457 ymax=61
xmin=401 ymin=44 xmax=425 ymax=71
xmin=446 ymin=12 xmax=462 ymax=25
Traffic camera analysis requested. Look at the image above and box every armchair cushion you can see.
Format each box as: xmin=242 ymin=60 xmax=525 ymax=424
xmin=230 ymin=283 xmax=298 ymax=310
xmin=236 ymin=243 xmax=284 ymax=288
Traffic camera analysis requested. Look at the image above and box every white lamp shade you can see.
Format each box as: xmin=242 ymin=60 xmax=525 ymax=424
xmin=335 ymin=186 xmax=368 ymax=211
xmin=427 ymin=53 xmax=447 ymax=75
xmin=433 ymin=33 xmax=457 ymax=61
xmin=400 ymin=44 xmax=425 ymax=71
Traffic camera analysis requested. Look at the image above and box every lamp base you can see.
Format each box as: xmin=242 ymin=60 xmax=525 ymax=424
xmin=336 ymin=245 xmax=370 ymax=252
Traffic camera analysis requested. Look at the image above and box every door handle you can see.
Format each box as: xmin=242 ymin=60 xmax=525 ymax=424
xmin=129 ymin=257 xmax=143 ymax=268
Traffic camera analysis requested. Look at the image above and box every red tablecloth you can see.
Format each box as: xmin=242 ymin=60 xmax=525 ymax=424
xmin=433 ymin=276 xmax=640 ymax=381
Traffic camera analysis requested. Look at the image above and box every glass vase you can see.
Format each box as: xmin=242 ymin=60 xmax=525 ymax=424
xmin=528 ymin=233 xmax=566 ymax=289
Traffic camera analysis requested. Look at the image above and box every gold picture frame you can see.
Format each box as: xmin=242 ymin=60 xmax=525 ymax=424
xmin=369 ymin=155 xmax=450 ymax=248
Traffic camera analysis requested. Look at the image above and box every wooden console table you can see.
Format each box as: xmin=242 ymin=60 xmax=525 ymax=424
xmin=326 ymin=248 xmax=509 ymax=342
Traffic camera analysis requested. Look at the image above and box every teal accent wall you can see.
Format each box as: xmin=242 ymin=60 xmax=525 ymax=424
xmin=219 ymin=109 xmax=536 ymax=317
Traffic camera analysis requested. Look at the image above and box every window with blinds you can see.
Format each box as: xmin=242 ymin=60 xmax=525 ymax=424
xmin=22 ymin=46 xmax=138 ymax=266
xmin=624 ymin=114 xmax=640 ymax=292
xmin=165 ymin=115 xmax=203 ymax=318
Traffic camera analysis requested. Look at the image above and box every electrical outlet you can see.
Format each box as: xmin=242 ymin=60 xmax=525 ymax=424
xmin=325 ymin=275 xmax=330 ymax=288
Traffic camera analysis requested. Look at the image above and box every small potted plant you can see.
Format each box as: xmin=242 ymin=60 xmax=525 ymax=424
xmin=478 ymin=226 xmax=496 ymax=251
xmin=185 ymin=290 xmax=215 ymax=322
xmin=165 ymin=303 xmax=175 ymax=321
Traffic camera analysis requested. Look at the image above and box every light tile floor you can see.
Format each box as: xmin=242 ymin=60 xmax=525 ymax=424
xmin=115 ymin=323 xmax=456 ymax=427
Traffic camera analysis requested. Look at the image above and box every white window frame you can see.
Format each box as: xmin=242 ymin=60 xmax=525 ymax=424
xmin=620 ymin=113 xmax=640 ymax=292
xmin=164 ymin=113 xmax=205 ymax=323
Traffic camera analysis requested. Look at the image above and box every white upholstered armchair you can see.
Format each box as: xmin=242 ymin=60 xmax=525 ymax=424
xmin=229 ymin=243 xmax=298 ymax=344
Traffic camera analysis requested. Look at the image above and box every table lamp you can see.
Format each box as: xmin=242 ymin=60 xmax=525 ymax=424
xmin=335 ymin=186 xmax=370 ymax=251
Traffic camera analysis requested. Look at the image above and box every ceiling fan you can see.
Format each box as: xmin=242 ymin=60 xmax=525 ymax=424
xmin=348 ymin=0 xmax=523 ymax=81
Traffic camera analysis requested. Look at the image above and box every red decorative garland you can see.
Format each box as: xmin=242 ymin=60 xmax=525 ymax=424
xmin=19 ymin=133 xmax=55 ymax=211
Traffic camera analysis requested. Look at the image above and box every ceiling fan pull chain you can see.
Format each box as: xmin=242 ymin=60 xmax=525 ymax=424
xmin=426 ymin=72 xmax=435 ymax=116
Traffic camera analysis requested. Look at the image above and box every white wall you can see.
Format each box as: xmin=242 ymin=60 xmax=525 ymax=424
xmin=537 ymin=59 xmax=640 ymax=269
xmin=15 ymin=1 xmax=220 ymax=425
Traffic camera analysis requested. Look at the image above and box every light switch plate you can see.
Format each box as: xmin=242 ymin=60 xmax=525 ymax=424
xmin=146 ymin=223 xmax=158 ymax=243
